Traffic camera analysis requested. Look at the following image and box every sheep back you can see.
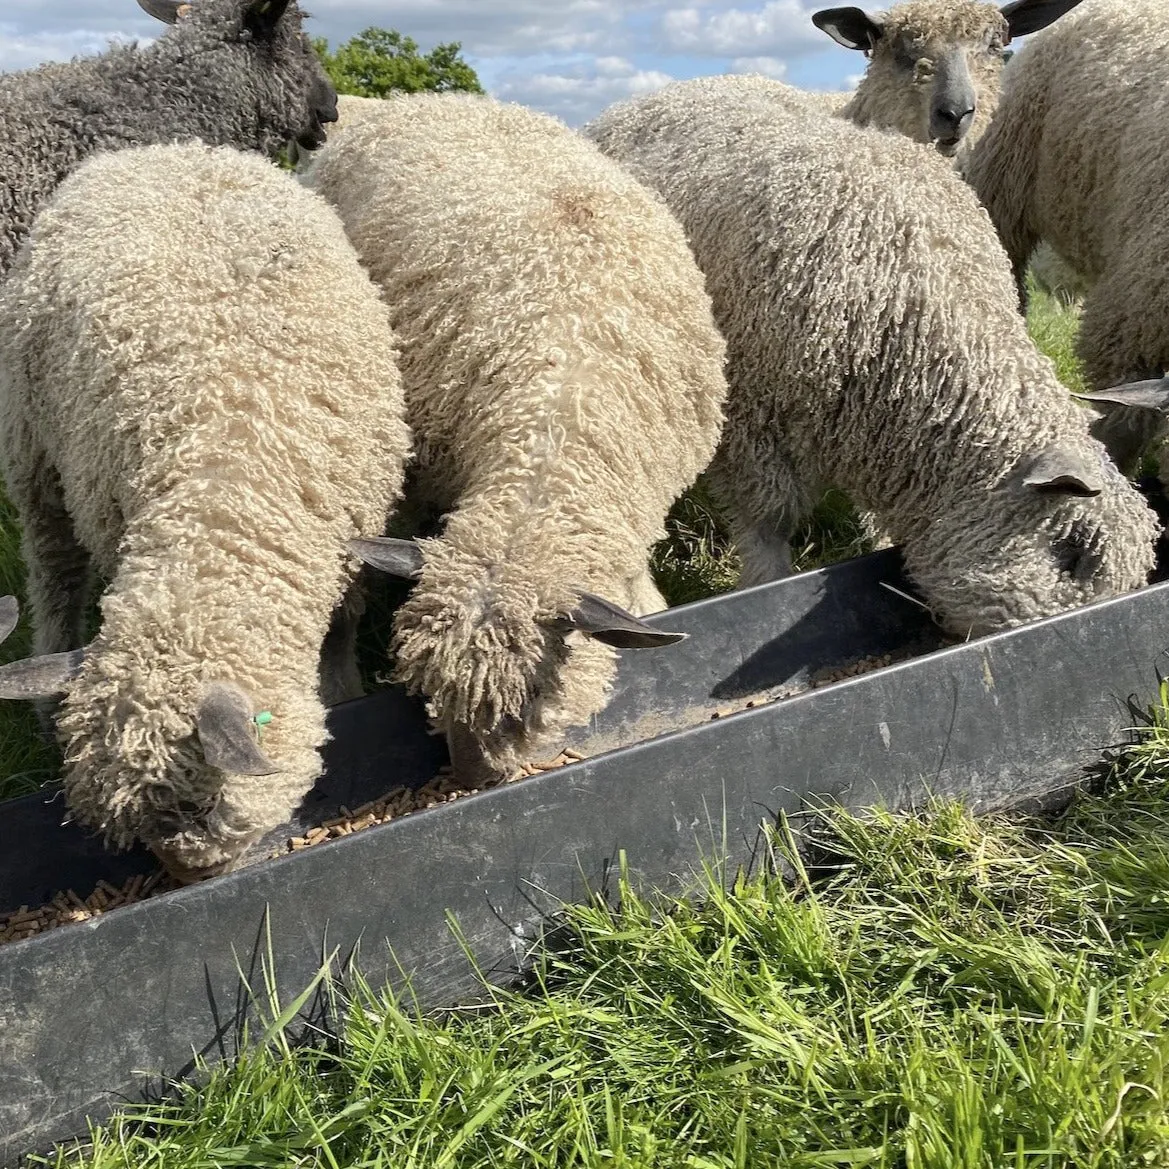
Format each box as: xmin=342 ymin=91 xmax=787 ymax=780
xmin=0 ymin=142 xmax=410 ymax=871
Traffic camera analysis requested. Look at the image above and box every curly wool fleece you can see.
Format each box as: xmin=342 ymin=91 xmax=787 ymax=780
xmin=586 ymin=75 xmax=1159 ymax=638
xmin=967 ymin=0 xmax=1169 ymax=472
xmin=304 ymin=92 xmax=728 ymax=775
xmin=0 ymin=0 xmax=333 ymax=280
xmin=0 ymin=144 xmax=410 ymax=876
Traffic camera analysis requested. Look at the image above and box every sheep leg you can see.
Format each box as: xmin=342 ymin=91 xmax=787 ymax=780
xmin=11 ymin=454 xmax=91 ymax=730
xmin=318 ymin=580 xmax=366 ymax=706
xmin=706 ymin=439 xmax=805 ymax=588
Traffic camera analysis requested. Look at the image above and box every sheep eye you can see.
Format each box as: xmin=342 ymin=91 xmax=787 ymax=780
xmin=892 ymin=42 xmax=918 ymax=70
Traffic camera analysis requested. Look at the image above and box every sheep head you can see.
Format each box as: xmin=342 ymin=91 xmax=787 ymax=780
xmin=352 ymin=537 xmax=687 ymax=779
xmin=0 ymin=621 xmax=282 ymax=883
xmin=136 ymin=0 xmax=338 ymax=154
xmin=814 ymin=0 xmax=1084 ymax=160
xmin=898 ymin=436 xmax=1159 ymax=640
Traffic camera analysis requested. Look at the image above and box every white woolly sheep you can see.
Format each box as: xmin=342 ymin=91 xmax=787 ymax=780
xmin=585 ymin=75 xmax=1160 ymax=639
xmin=0 ymin=143 xmax=410 ymax=882
xmin=811 ymin=0 xmax=1083 ymax=167
xmin=291 ymin=94 xmax=387 ymax=171
xmin=0 ymin=0 xmax=337 ymax=280
xmin=303 ymin=92 xmax=728 ymax=782
xmin=967 ymin=0 xmax=1169 ymax=477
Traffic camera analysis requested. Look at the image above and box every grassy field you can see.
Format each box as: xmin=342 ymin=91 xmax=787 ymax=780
xmin=37 ymin=741 xmax=1169 ymax=1167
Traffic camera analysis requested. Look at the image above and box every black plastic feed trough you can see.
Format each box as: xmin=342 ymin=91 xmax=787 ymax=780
xmin=2 ymin=547 xmax=1168 ymax=1161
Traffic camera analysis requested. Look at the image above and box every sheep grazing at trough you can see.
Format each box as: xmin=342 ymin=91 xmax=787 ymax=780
xmin=302 ymin=92 xmax=728 ymax=783
xmin=966 ymin=0 xmax=1169 ymax=478
xmin=0 ymin=143 xmax=410 ymax=883
xmin=810 ymin=0 xmax=1083 ymax=167
xmin=0 ymin=0 xmax=337 ymax=280
xmin=584 ymin=75 xmax=1161 ymax=640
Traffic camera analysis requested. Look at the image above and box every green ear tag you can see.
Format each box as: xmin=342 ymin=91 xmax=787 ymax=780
xmin=252 ymin=710 xmax=273 ymax=742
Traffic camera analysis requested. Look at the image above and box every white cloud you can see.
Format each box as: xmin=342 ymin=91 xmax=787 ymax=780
xmin=495 ymin=55 xmax=675 ymax=126
xmin=0 ymin=26 xmax=142 ymax=72
xmin=662 ymin=1 xmax=824 ymax=57
xmin=728 ymin=55 xmax=788 ymax=79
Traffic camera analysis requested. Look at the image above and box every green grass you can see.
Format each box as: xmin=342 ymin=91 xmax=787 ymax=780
xmin=1024 ymin=277 xmax=1088 ymax=395
xmin=36 ymin=732 xmax=1169 ymax=1167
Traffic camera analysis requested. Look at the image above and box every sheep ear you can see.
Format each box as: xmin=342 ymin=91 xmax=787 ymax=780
xmin=561 ymin=592 xmax=687 ymax=649
xmin=0 ymin=596 xmax=19 ymax=647
xmin=196 ymin=683 xmax=281 ymax=777
xmin=812 ymin=7 xmax=885 ymax=50
xmin=0 ymin=648 xmax=86 ymax=700
xmin=1074 ymin=377 xmax=1169 ymax=415
xmin=242 ymin=0 xmax=291 ymax=32
xmin=1021 ymin=445 xmax=1103 ymax=497
xmin=349 ymin=537 xmax=424 ymax=580
xmin=999 ymin=0 xmax=1084 ymax=40
xmin=136 ymin=0 xmax=191 ymax=24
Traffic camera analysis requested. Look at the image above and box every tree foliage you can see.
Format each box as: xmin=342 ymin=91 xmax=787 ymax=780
xmin=312 ymin=28 xmax=483 ymax=98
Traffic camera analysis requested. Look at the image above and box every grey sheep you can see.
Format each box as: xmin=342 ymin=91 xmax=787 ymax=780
xmin=586 ymin=75 xmax=1160 ymax=638
xmin=0 ymin=143 xmax=410 ymax=882
xmin=0 ymin=0 xmax=336 ymax=280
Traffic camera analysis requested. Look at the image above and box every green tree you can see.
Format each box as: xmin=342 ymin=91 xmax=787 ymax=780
xmin=313 ymin=28 xmax=483 ymax=98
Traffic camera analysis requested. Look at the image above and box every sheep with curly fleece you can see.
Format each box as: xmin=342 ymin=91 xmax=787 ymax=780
xmin=967 ymin=0 xmax=1169 ymax=476
xmin=291 ymin=94 xmax=387 ymax=170
xmin=585 ymin=75 xmax=1160 ymax=638
xmin=810 ymin=0 xmax=1082 ymax=167
xmin=0 ymin=0 xmax=336 ymax=280
xmin=304 ymin=92 xmax=727 ymax=782
xmin=0 ymin=143 xmax=410 ymax=882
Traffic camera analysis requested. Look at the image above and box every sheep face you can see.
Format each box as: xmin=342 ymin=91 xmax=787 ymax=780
xmin=138 ymin=0 xmax=338 ymax=153
xmin=813 ymin=0 xmax=1083 ymax=157
xmin=900 ymin=442 xmax=1160 ymax=639
xmin=51 ymin=667 xmax=311 ymax=883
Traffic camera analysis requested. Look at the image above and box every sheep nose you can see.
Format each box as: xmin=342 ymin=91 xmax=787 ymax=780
xmin=932 ymin=101 xmax=975 ymax=141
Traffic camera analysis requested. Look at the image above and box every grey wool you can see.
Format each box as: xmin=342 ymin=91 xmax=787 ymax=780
xmin=304 ymin=93 xmax=728 ymax=781
xmin=585 ymin=75 xmax=1160 ymax=639
xmin=967 ymin=0 xmax=1169 ymax=476
xmin=0 ymin=0 xmax=336 ymax=280
xmin=0 ymin=143 xmax=410 ymax=881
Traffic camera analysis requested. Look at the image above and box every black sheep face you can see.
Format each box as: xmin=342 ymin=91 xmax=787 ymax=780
xmin=140 ymin=0 xmax=339 ymax=153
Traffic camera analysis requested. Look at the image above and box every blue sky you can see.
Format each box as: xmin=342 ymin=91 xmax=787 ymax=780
xmin=0 ymin=0 xmax=865 ymax=124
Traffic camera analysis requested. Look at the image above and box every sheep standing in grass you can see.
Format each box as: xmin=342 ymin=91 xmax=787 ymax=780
xmin=0 ymin=143 xmax=410 ymax=882
xmin=304 ymin=93 xmax=728 ymax=781
xmin=0 ymin=0 xmax=336 ymax=280
xmin=966 ymin=0 xmax=1169 ymax=476
xmin=585 ymin=75 xmax=1160 ymax=638
xmin=809 ymin=0 xmax=1083 ymax=168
